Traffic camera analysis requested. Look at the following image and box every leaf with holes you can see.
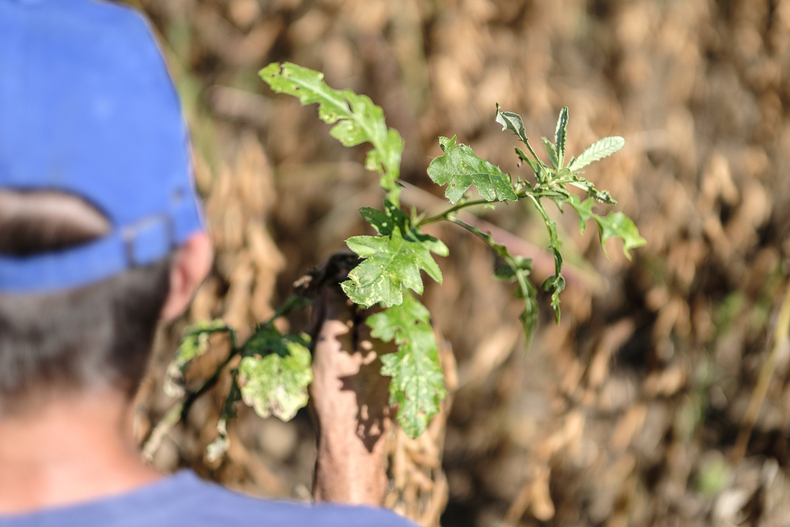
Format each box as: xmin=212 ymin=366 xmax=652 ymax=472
xmin=342 ymin=228 xmax=448 ymax=308
xmin=428 ymin=136 xmax=518 ymax=204
xmin=260 ymin=62 xmax=404 ymax=199
xmin=238 ymin=329 xmax=312 ymax=421
xmin=367 ymin=293 xmax=445 ymax=437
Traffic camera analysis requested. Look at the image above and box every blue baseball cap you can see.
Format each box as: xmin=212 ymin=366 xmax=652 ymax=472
xmin=0 ymin=0 xmax=204 ymax=293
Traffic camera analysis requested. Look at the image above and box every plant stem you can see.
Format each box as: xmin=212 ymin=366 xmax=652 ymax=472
xmin=446 ymin=216 xmax=491 ymax=244
xmin=418 ymin=190 xmax=539 ymax=228
xmin=527 ymin=195 xmax=552 ymax=234
xmin=142 ymin=294 xmax=311 ymax=461
xmin=418 ymin=198 xmax=492 ymax=227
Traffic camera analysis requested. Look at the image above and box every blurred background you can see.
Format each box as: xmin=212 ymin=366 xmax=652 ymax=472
xmin=124 ymin=0 xmax=790 ymax=525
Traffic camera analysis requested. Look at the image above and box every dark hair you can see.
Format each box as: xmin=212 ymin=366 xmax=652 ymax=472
xmin=0 ymin=190 xmax=171 ymax=410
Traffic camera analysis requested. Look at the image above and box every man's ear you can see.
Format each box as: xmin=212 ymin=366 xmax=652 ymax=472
xmin=159 ymin=232 xmax=213 ymax=321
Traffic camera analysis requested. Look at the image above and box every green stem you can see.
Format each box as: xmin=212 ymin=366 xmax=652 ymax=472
xmin=523 ymin=138 xmax=544 ymax=169
xmin=418 ymin=198 xmax=492 ymax=226
xmin=418 ymin=190 xmax=536 ymax=228
xmin=527 ymin=195 xmax=554 ymax=242
xmin=447 ymin=216 xmax=491 ymax=242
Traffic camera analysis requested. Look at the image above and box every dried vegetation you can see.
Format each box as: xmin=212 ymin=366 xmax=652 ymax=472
xmin=128 ymin=0 xmax=790 ymax=525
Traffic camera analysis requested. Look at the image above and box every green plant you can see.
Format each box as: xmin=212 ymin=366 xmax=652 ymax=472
xmin=148 ymin=62 xmax=645 ymax=454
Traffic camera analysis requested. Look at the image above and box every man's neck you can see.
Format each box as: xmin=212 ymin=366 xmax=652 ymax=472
xmin=0 ymin=388 xmax=161 ymax=515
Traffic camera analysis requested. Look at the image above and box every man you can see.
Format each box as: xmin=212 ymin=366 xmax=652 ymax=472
xmin=0 ymin=0 xmax=413 ymax=525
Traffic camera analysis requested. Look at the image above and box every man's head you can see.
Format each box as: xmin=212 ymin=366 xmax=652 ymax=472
xmin=0 ymin=0 xmax=212 ymax=410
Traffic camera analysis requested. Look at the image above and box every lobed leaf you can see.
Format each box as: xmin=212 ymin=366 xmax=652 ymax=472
xmin=567 ymin=196 xmax=596 ymax=234
xmin=541 ymin=273 xmax=566 ymax=323
xmin=343 ymin=206 xmax=448 ymax=308
xmin=260 ymin=62 xmax=348 ymax=123
xmin=569 ymin=136 xmax=625 ymax=171
xmin=428 ymin=136 xmax=518 ymax=204
xmin=342 ymin=229 xmax=448 ymax=308
xmin=359 ymin=207 xmax=395 ymax=235
xmin=260 ymin=62 xmax=404 ymax=200
xmin=494 ymin=255 xmax=533 ymax=281
xmin=568 ymin=196 xmax=647 ymax=259
xmin=596 ymin=211 xmax=647 ymax=259
xmin=237 ymin=329 xmax=313 ymax=421
xmin=505 ymin=260 xmax=539 ymax=347
xmin=367 ymin=293 xmax=446 ymax=437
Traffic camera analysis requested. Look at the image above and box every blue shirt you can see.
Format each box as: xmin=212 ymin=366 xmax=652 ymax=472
xmin=0 ymin=471 xmax=416 ymax=527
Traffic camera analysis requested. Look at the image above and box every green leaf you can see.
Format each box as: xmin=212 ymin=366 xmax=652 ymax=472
xmin=567 ymin=196 xmax=596 ymax=234
xmin=518 ymin=280 xmax=539 ymax=349
xmin=237 ymin=329 xmax=313 ymax=421
xmin=568 ymin=196 xmax=646 ymax=259
xmin=359 ymin=207 xmax=395 ymax=235
xmin=164 ymin=320 xmax=232 ymax=398
xmin=541 ymin=274 xmax=566 ymax=323
xmin=427 ymin=136 xmax=518 ymax=204
xmin=496 ymin=106 xmax=548 ymax=181
xmin=342 ymin=216 xmax=448 ymax=307
xmin=527 ymin=196 xmax=565 ymax=322
xmin=568 ymin=176 xmax=617 ymax=204
xmin=541 ymin=137 xmax=559 ymax=169
xmin=515 ymin=147 xmax=537 ymax=172
xmin=569 ymin=136 xmax=625 ymax=171
xmin=495 ymin=104 xmax=529 ymax=145
xmin=260 ymin=62 xmax=404 ymax=202
xmin=360 ymin=200 xmax=412 ymax=236
xmin=595 ymin=211 xmax=647 ymax=259
xmin=494 ymin=255 xmax=532 ymax=281
xmin=344 ymin=206 xmax=448 ymax=307
xmin=499 ymin=259 xmax=539 ymax=348
xmin=260 ymin=63 xmax=347 ymax=123
xmin=554 ymin=107 xmax=569 ymax=168
xmin=364 ymin=129 xmax=405 ymax=185
xmin=367 ymin=293 xmax=446 ymax=438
